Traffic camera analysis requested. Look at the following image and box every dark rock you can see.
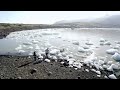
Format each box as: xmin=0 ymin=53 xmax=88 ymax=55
xmin=69 ymin=70 xmax=72 ymax=72
xmin=77 ymin=76 xmax=81 ymax=79
xmin=30 ymin=68 xmax=37 ymax=74
xmin=63 ymin=62 xmax=69 ymax=67
xmin=47 ymin=71 xmax=52 ymax=76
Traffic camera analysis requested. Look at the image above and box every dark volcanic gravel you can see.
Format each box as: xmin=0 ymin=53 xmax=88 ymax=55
xmin=0 ymin=55 xmax=106 ymax=79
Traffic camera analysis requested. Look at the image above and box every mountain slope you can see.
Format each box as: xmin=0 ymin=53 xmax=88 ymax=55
xmin=53 ymin=15 xmax=120 ymax=28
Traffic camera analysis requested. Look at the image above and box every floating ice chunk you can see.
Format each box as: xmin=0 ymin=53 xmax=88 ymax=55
xmin=35 ymin=45 xmax=40 ymax=50
xmin=23 ymin=42 xmax=32 ymax=45
xmin=104 ymin=41 xmax=111 ymax=45
xmin=82 ymin=45 xmax=90 ymax=49
xmin=27 ymin=46 xmax=33 ymax=50
xmin=106 ymin=49 xmax=118 ymax=55
xmin=99 ymin=57 xmax=106 ymax=60
xmin=113 ymin=45 xmax=119 ymax=49
xmin=73 ymin=62 xmax=83 ymax=69
xmin=52 ymin=56 xmax=57 ymax=60
xmin=61 ymin=61 xmax=64 ymax=64
xmin=61 ymin=52 xmax=67 ymax=57
xmin=18 ymin=50 xmax=25 ymax=53
xmin=32 ymin=40 xmax=39 ymax=44
xmin=100 ymin=38 xmax=105 ymax=42
xmin=104 ymin=75 xmax=108 ymax=79
xmin=91 ymin=69 xmax=101 ymax=74
xmin=94 ymin=63 xmax=100 ymax=70
xmin=97 ymin=75 xmax=101 ymax=77
xmin=111 ymin=64 xmax=119 ymax=70
xmin=68 ymin=60 xmax=74 ymax=65
xmin=58 ymin=36 xmax=62 ymax=38
xmin=15 ymin=45 xmax=22 ymax=50
xmin=91 ymin=69 xmax=96 ymax=72
xmin=108 ymin=74 xmax=117 ymax=79
xmin=85 ymin=41 xmax=93 ymax=45
xmin=78 ymin=47 xmax=86 ymax=53
xmin=107 ymin=61 xmax=113 ymax=65
xmin=38 ymin=55 xmax=43 ymax=59
xmin=100 ymin=42 xmax=104 ymax=45
xmin=72 ymin=41 xmax=79 ymax=45
xmin=115 ymin=41 xmax=120 ymax=44
xmin=98 ymin=60 xmax=105 ymax=65
xmin=112 ymin=53 xmax=120 ymax=61
xmin=95 ymin=71 xmax=101 ymax=75
xmin=85 ymin=69 xmax=89 ymax=72
xmin=107 ymin=65 xmax=113 ymax=71
xmin=50 ymin=49 xmax=60 ymax=55
xmin=68 ymin=54 xmax=73 ymax=58
xmin=103 ymin=65 xmax=109 ymax=69
xmin=44 ymin=59 xmax=50 ymax=63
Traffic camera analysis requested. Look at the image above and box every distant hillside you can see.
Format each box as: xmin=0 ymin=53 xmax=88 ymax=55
xmin=54 ymin=15 xmax=120 ymax=28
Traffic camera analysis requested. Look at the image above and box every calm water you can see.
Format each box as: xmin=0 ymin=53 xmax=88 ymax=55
xmin=0 ymin=28 xmax=120 ymax=62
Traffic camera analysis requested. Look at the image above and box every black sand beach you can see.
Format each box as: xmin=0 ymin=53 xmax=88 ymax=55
xmin=0 ymin=55 xmax=106 ymax=79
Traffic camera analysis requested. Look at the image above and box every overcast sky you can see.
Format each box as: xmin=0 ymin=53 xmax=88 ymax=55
xmin=0 ymin=11 xmax=120 ymax=24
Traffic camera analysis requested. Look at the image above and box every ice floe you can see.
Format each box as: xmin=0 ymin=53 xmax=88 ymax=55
xmin=106 ymin=49 xmax=118 ymax=55
xmin=104 ymin=41 xmax=111 ymax=45
xmin=108 ymin=74 xmax=117 ymax=79
xmin=85 ymin=69 xmax=89 ymax=72
xmin=50 ymin=49 xmax=60 ymax=55
xmin=100 ymin=38 xmax=105 ymax=42
xmin=78 ymin=47 xmax=86 ymax=53
xmin=85 ymin=41 xmax=93 ymax=45
xmin=18 ymin=50 xmax=26 ymax=53
xmin=72 ymin=41 xmax=79 ymax=45
xmin=15 ymin=45 xmax=22 ymax=50
xmin=112 ymin=53 xmax=120 ymax=61
xmin=44 ymin=59 xmax=50 ymax=63
xmin=115 ymin=41 xmax=120 ymax=44
xmin=97 ymin=75 xmax=101 ymax=77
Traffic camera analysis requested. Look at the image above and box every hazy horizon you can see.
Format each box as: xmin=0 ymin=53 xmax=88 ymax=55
xmin=0 ymin=11 xmax=120 ymax=24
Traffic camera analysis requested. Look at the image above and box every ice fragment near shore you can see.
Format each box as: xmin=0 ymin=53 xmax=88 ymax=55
xmin=108 ymin=74 xmax=117 ymax=79
xmin=106 ymin=49 xmax=118 ymax=55
xmin=44 ymin=59 xmax=50 ymax=63
xmin=112 ymin=53 xmax=120 ymax=61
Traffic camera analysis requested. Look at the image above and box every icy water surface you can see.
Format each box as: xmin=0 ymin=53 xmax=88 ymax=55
xmin=0 ymin=28 xmax=120 ymax=75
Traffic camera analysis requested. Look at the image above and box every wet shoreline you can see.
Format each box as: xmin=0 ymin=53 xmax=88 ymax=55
xmin=0 ymin=55 xmax=107 ymax=79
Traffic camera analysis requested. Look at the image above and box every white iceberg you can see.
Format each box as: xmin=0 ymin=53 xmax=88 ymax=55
xmin=104 ymin=41 xmax=111 ymax=45
xmin=23 ymin=42 xmax=32 ymax=45
xmin=15 ymin=45 xmax=22 ymax=50
xmin=91 ymin=69 xmax=101 ymax=75
xmin=72 ymin=41 xmax=79 ymax=45
xmin=44 ymin=59 xmax=50 ymax=63
xmin=85 ymin=41 xmax=93 ymax=45
xmin=106 ymin=49 xmax=118 ymax=55
xmin=115 ymin=41 xmax=120 ymax=44
xmin=100 ymin=42 xmax=104 ymax=45
xmin=113 ymin=45 xmax=119 ymax=49
xmin=50 ymin=49 xmax=60 ymax=55
xmin=97 ymin=75 xmax=101 ymax=77
xmin=78 ymin=47 xmax=86 ymax=53
xmin=82 ymin=45 xmax=90 ymax=49
xmin=18 ymin=50 xmax=26 ymax=53
xmin=100 ymin=38 xmax=105 ymax=42
xmin=85 ymin=69 xmax=89 ymax=72
xmin=112 ymin=53 xmax=120 ymax=61
xmin=108 ymin=74 xmax=117 ymax=79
